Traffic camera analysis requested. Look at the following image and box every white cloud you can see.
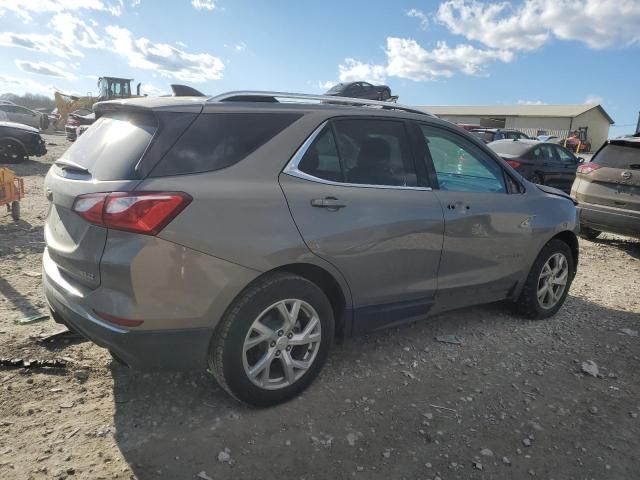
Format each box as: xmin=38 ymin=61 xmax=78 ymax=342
xmin=407 ymin=8 xmax=429 ymax=29
xmin=338 ymin=59 xmax=387 ymax=84
xmin=131 ymin=0 xmax=141 ymax=6
xmin=15 ymin=59 xmax=77 ymax=79
xmin=437 ymin=0 xmax=640 ymax=51
xmin=0 ymin=31 xmax=80 ymax=58
xmin=49 ymin=13 xmax=105 ymax=49
xmin=140 ymin=83 xmax=167 ymax=96
xmin=0 ymin=74 xmax=55 ymax=95
xmin=317 ymin=80 xmax=337 ymax=91
xmin=517 ymin=99 xmax=546 ymax=105
xmin=338 ymin=37 xmax=513 ymax=84
xmin=0 ymin=0 xmax=123 ymax=22
xmin=105 ymin=25 xmax=224 ymax=82
xmin=192 ymin=0 xmax=215 ymax=11
xmin=584 ymin=95 xmax=603 ymax=105
xmin=386 ymin=38 xmax=513 ymax=80
xmin=224 ymin=42 xmax=247 ymax=52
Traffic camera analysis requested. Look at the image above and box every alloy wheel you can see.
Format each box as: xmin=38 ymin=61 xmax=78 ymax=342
xmin=242 ymin=299 xmax=322 ymax=390
xmin=537 ymin=252 xmax=569 ymax=309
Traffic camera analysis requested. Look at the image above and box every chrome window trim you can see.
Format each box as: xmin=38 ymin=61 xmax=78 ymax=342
xmin=283 ymin=121 xmax=433 ymax=192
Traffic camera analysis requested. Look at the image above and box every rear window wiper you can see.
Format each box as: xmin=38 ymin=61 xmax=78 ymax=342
xmin=55 ymin=158 xmax=91 ymax=175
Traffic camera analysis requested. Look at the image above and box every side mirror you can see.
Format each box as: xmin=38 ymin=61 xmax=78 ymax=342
xmin=577 ymin=157 xmax=585 ymax=163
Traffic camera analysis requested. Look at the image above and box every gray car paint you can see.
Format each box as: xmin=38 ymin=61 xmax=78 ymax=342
xmin=43 ymin=96 xmax=578 ymax=370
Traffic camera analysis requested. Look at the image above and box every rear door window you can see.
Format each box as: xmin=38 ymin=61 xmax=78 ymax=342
xmin=334 ymin=119 xmax=418 ymax=187
xmin=554 ymin=146 xmax=576 ymax=163
xmin=593 ymin=143 xmax=640 ymax=169
xmin=151 ymin=113 xmax=301 ymax=176
xmin=298 ymin=127 xmax=343 ymax=182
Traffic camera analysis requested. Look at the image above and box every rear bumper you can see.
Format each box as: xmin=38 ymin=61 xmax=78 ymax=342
xmin=43 ymin=251 xmax=212 ymax=370
xmin=578 ymin=202 xmax=640 ymax=237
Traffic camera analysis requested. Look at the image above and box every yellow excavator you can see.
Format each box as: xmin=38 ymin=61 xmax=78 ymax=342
xmin=53 ymin=76 xmax=142 ymax=130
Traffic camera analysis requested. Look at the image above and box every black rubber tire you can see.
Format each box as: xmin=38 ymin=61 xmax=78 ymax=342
xmin=579 ymin=226 xmax=601 ymax=241
xmin=0 ymin=139 xmax=27 ymax=164
xmin=515 ymin=239 xmax=575 ymax=320
xmin=10 ymin=201 xmax=19 ymax=221
xmin=39 ymin=114 xmax=49 ymax=131
xmin=209 ymin=272 xmax=334 ymax=406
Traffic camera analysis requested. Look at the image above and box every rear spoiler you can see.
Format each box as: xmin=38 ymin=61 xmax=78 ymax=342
xmin=170 ymin=84 xmax=206 ymax=97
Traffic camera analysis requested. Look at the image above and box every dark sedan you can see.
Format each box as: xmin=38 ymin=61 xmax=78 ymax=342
xmin=488 ymin=139 xmax=583 ymax=193
xmin=325 ymin=81 xmax=392 ymax=100
xmin=0 ymin=121 xmax=47 ymax=163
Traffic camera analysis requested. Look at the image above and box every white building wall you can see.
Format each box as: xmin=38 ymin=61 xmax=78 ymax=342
xmin=573 ymin=109 xmax=610 ymax=151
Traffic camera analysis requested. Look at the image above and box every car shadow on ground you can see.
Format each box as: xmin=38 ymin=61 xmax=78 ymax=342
xmin=109 ymin=295 xmax=640 ymax=480
xmin=0 ymin=274 xmax=42 ymax=319
xmin=593 ymin=236 xmax=640 ymax=260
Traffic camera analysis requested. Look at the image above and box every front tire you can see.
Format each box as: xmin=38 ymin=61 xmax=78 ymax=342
xmin=209 ymin=272 xmax=334 ymax=406
xmin=0 ymin=139 xmax=27 ymax=164
xmin=515 ymin=239 xmax=574 ymax=319
xmin=10 ymin=201 xmax=20 ymax=221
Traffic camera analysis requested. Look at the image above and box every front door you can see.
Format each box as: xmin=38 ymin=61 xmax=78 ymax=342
xmin=553 ymin=145 xmax=580 ymax=192
xmin=279 ymin=118 xmax=444 ymax=332
xmin=413 ymin=123 xmax=536 ymax=312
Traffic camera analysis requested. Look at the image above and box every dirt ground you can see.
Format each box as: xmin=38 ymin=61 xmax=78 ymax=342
xmin=1 ymin=134 xmax=639 ymax=480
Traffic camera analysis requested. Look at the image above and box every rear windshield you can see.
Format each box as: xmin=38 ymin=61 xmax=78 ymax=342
xmin=593 ymin=143 xmax=640 ymax=169
xmin=487 ymin=140 xmax=531 ymax=156
xmin=61 ymin=113 xmax=156 ymax=180
xmin=326 ymin=84 xmax=344 ymax=94
xmin=150 ymin=112 xmax=301 ymax=177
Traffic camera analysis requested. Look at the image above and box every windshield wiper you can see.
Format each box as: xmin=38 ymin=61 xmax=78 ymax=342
xmin=55 ymin=158 xmax=91 ymax=175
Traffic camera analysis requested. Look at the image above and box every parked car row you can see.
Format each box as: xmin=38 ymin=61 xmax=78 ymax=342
xmin=0 ymin=103 xmax=49 ymax=130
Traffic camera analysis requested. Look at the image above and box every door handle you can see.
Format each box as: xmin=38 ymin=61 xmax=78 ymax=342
xmin=311 ymin=197 xmax=346 ymax=210
xmin=447 ymin=202 xmax=470 ymax=211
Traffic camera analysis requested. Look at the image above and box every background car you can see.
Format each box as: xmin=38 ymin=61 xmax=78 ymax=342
xmin=0 ymin=121 xmax=47 ymax=163
xmin=65 ymin=108 xmax=95 ymax=141
xmin=571 ymin=135 xmax=640 ymax=239
xmin=488 ymin=139 xmax=583 ymax=193
xmin=471 ymin=128 xmax=531 ymax=143
xmin=0 ymin=104 xmax=48 ymax=130
xmin=537 ymin=135 xmax=561 ymax=143
xmin=324 ymin=81 xmax=392 ymax=100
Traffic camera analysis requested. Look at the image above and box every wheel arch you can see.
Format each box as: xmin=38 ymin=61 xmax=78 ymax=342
xmin=0 ymin=136 xmax=28 ymax=152
xmin=270 ymin=262 xmax=351 ymax=337
xmin=551 ymin=230 xmax=579 ymax=276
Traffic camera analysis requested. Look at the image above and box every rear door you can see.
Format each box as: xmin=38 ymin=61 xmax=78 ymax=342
xmin=577 ymin=141 xmax=640 ymax=212
xmin=280 ymin=118 xmax=444 ymax=331
xmin=553 ymin=145 xmax=580 ymax=192
xmin=44 ymin=113 xmax=157 ymax=288
xmin=413 ymin=122 xmax=536 ymax=311
xmin=539 ymin=143 xmax=565 ymax=189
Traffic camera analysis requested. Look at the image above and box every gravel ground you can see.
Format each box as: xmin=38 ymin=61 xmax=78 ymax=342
xmin=1 ymin=134 xmax=639 ymax=480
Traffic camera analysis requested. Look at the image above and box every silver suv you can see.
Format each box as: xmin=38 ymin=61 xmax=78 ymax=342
xmin=43 ymin=92 xmax=579 ymax=406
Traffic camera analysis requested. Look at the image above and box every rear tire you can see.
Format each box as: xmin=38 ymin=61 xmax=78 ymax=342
xmin=10 ymin=201 xmax=19 ymax=221
xmin=0 ymin=139 xmax=27 ymax=164
xmin=579 ymin=226 xmax=601 ymax=241
xmin=209 ymin=272 xmax=334 ymax=406
xmin=515 ymin=239 xmax=574 ymax=319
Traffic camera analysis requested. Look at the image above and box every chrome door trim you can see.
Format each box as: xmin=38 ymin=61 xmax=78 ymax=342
xmin=283 ymin=121 xmax=433 ymax=192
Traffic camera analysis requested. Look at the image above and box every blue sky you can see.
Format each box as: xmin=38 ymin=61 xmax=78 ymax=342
xmin=0 ymin=0 xmax=638 ymax=136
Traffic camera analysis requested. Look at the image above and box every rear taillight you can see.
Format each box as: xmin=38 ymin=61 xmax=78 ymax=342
xmin=68 ymin=119 xmax=80 ymax=126
xmin=72 ymin=192 xmax=192 ymax=235
xmin=506 ymin=159 xmax=521 ymax=169
xmin=577 ymin=163 xmax=601 ymax=174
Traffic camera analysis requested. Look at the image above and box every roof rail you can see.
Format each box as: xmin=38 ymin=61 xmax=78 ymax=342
xmin=207 ymin=91 xmax=435 ymax=117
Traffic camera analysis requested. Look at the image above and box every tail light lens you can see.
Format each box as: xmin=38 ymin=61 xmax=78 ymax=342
xmin=506 ymin=159 xmax=521 ymax=169
xmin=68 ymin=119 xmax=80 ymax=126
xmin=577 ymin=163 xmax=602 ymax=174
xmin=72 ymin=191 xmax=192 ymax=235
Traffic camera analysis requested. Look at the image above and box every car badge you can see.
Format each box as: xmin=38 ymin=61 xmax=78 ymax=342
xmin=621 ymin=171 xmax=632 ymax=180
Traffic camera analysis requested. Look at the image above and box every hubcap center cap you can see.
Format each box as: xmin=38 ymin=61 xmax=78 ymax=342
xmin=275 ymin=336 xmax=289 ymax=349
